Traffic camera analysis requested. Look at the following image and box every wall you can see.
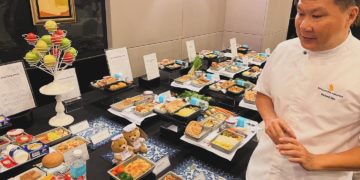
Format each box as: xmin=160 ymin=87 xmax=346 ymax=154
xmin=106 ymin=0 xmax=226 ymax=77
xmin=223 ymin=0 xmax=293 ymax=52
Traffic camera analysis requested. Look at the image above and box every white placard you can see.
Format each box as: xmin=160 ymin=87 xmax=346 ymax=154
xmin=0 ymin=61 xmax=36 ymax=116
xmin=55 ymin=68 xmax=81 ymax=101
xmin=186 ymin=40 xmax=196 ymax=62
xmin=230 ymin=38 xmax=238 ymax=57
xmin=143 ymin=53 xmax=160 ymax=80
xmin=167 ymin=125 xmax=178 ymax=133
xmin=105 ymin=47 xmax=133 ymax=81
xmin=90 ymin=129 xmax=111 ymax=145
xmin=152 ymin=155 xmax=171 ymax=175
xmin=243 ymin=56 xmax=250 ymax=66
xmin=63 ymin=143 xmax=90 ymax=163
xmin=69 ymin=120 xmax=90 ymax=134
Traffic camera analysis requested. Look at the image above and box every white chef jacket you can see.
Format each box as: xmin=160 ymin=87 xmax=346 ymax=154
xmin=246 ymin=33 xmax=360 ymax=180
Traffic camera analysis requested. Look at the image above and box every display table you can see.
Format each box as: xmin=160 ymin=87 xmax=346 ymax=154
xmin=1 ymin=78 xmax=261 ymax=180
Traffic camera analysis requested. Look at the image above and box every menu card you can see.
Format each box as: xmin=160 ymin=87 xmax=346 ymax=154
xmin=230 ymin=38 xmax=237 ymax=57
xmin=143 ymin=53 xmax=160 ymax=80
xmin=55 ymin=68 xmax=81 ymax=101
xmin=186 ymin=40 xmax=196 ymax=62
xmin=0 ymin=61 xmax=36 ymax=116
xmin=105 ymin=47 xmax=133 ymax=81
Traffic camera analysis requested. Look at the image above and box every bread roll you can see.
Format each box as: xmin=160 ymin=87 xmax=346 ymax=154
xmin=42 ymin=152 xmax=64 ymax=168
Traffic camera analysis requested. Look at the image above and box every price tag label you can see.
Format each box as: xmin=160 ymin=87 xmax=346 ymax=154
xmin=236 ymin=79 xmax=245 ymax=86
xmin=90 ymin=129 xmax=111 ymax=145
xmin=69 ymin=120 xmax=90 ymax=134
xmin=153 ymin=156 xmax=171 ymax=175
xmin=186 ymin=40 xmax=196 ymax=62
xmin=230 ymin=38 xmax=237 ymax=57
xmin=143 ymin=53 xmax=160 ymax=80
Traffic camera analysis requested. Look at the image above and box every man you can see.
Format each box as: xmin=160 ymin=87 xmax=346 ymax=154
xmin=246 ymin=0 xmax=360 ymax=179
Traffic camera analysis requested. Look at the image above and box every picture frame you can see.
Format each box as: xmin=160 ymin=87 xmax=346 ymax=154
xmin=29 ymin=0 xmax=76 ymax=25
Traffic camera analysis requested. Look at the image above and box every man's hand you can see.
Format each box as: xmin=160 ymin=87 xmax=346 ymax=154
xmin=265 ymin=117 xmax=297 ymax=144
xmin=276 ymin=137 xmax=320 ymax=171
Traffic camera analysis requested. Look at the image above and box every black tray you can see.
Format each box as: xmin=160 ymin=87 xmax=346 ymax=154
xmin=226 ymin=85 xmax=246 ymax=96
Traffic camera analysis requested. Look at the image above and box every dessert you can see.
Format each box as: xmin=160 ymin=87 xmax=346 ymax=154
xmin=24 ymin=32 xmax=38 ymax=44
xmin=51 ymin=34 xmax=62 ymax=45
xmin=202 ymin=116 xmax=222 ymax=129
xmin=191 ymin=77 xmax=210 ymax=87
xmin=55 ymin=29 xmax=65 ymax=37
xmin=44 ymin=55 xmax=57 ymax=68
xmin=66 ymin=47 xmax=78 ymax=57
xmin=62 ymin=52 xmax=74 ymax=64
xmin=174 ymin=75 xmax=193 ymax=84
xmin=185 ymin=121 xmax=203 ymax=138
xmin=35 ymin=40 xmax=49 ymax=53
xmin=210 ymin=62 xmax=220 ymax=71
xmin=24 ymin=51 xmax=40 ymax=65
xmin=112 ymin=99 xmax=134 ymax=111
xmin=15 ymin=134 xmax=33 ymax=145
xmin=51 ymin=48 xmax=59 ymax=57
xmin=42 ymin=152 xmax=64 ymax=168
xmin=60 ymin=38 xmax=71 ymax=50
xmin=134 ymin=102 xmax=155 ymax=116
xmin=40 ymin=35 xmax=52 ymax=46
xmin=44 ymin=20 xmax=58 ymax=33
xmin=7 ymin=129 xmax=25 ymax=139
xmin=35 ymin=127 xmax=70 ymax=145
xmin=226 ymin=65 xmax=240 ymax=73
xmin=22 ymin=141 xmax=48 ymax=159
xmin=163 ymin=173 xmax=183 ymax=180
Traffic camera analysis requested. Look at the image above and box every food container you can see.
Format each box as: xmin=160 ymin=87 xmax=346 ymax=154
xmin=0 ymin=155 xmax=17 ymax=169
xmin=190 ymin=78 xmax=210 ymax=88
xmin=35 ymin=127 xmax=72 ymax=146
xmin=226 ymin=85 xmax=245 ymax=95
xmin=105 ymin=81 xmax=128 ymax=92
xmin=6 ymin=129 xmax=25 ymax=140
xmin=90 ymin=76 xmax=118 ymax=89
xmin=173 ymin=105 xmax=201 ymax=121
xmin=53 ymin=136 xmax=90 ymax=154
xmin=165 ymin=63 xmax=181 ymax=70
xmin=111 ymin=99 xmax=134 ymax=112
xmin=201 ymin=116 xmax=224 ymax=130
xmin=174 ymin=75 xmax=194 ymax=84
xmin=14 ymin=134 xmax=33 ymax=145
xmin=211 ymin=112 xmax=230 ymax=122
xmin=131 ymin=95 xmax=153 ymax=106
xmin=210 ymin=129 xmax=245 ymax=153
xmin=133 ymin=102 xmax=156 ymax=117
xmin=9 ymin=167 xmax=46 ymax=180
xmin=244 ymin=89 xmax=256 ymax=105
xmin=108 ymin=155 xmax=155 ymax=180
xmin=159 ymin=171 xmax=184 ymax=180
xmin=237 ymin=47 xmax=249 ymax=54
xmin=0 ymin=136 xmax=10 ymax=150
xmin=22 ymin=141 xmax=49 ymax=159
xmin=153 ymin=104 xmax=167 ymax=114
xmin=7 ymin=145 xmax=30 ymax=164
xmin=184 ymin=121 xmax=211 ymax=141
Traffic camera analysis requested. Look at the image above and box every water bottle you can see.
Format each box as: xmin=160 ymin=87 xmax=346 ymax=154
xmin=70 ymin=149 xmax=87 ymax=180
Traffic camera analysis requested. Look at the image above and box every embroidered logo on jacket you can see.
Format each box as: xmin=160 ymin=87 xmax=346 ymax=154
xmin=318 ymin=84 xmax=343 ymax=100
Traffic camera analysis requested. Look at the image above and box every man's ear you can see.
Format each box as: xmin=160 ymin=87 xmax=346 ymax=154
xmin=347 ymin=6 xmax=360 ymax=26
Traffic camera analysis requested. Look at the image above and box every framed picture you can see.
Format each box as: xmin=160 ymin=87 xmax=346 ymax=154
xmin=29 ymin=0 xmax=76 ymax=25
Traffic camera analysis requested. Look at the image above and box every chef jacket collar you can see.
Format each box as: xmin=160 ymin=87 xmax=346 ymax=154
xmin=303 ymin=32 xmax=353 ymax=59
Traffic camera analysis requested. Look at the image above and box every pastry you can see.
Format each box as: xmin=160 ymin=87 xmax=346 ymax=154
xmin=35 ymin=40 xmax=48 ymax=53
xmin=63 ymin=52 xmax=74 ymax=64
xmin=124 ymin=158 xmax=152 ymax=178
xmin=44 ymin=55 xmax=57 ymax=68
xmin=44 ymin=20 xmax=58 ymax=33
xmin=42 ymin=152 xmax=64 ymax=168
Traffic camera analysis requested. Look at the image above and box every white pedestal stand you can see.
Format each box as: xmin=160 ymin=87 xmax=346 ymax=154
xmin=40 ymin=80 xmax=74 ymax=127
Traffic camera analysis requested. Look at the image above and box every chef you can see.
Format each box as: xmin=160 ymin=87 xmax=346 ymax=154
xmin=246 ymin=0 xmax=360 ymax=179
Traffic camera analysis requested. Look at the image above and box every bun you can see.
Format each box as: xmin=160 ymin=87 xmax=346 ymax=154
xmin=42 ymin=152 xmax=64 ymax=168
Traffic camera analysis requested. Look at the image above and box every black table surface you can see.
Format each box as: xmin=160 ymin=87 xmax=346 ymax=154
xmin=2 ymin=76 xmax=262 ymax=180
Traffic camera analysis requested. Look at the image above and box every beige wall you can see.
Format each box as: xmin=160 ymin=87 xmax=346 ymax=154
xmin=223 ymin=0 xmax=293 ymax=52
xmin=106 ymin=0 xmax=225 ymax=77
xmin=106 ymin=0 xmax=292 ymax=77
